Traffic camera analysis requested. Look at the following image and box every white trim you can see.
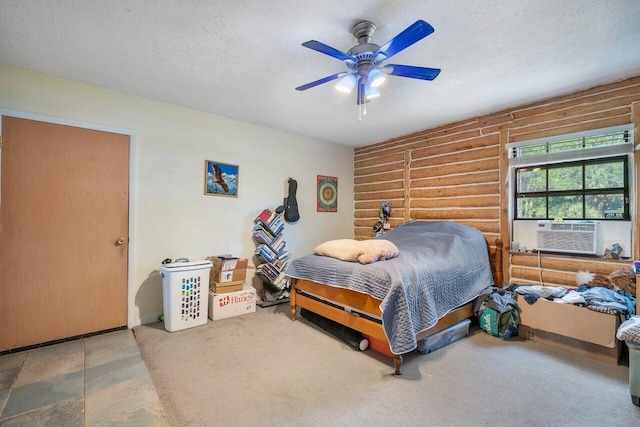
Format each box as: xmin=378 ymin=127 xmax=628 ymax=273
xmin=132 ymin=316 xmax=159 ymax=327
xmin=508 ymin=144 xmax=634 ymax=168
xmin=0 ymin=108 xmax=134 ymax=136
xmin=505 ymin=123 xmax=634 ymax=150
xmin=506 ymin=123 xmax=636 ymax=258
xmin=0 ymin=108 xmax=138 ymax=329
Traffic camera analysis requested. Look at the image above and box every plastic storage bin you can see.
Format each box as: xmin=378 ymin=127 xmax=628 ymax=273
xmin=416 ymin=319 xmax=471 ymax=354
xmin=160 ymin=260 xmax=212 ymax=332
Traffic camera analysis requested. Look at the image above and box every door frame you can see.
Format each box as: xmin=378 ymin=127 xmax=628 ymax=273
xmin=0 ymin=108 xmax=138 ymax=328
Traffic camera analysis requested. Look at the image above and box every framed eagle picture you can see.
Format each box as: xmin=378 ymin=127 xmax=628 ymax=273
xmin=204 ymin=160 xmax=239 ymax=197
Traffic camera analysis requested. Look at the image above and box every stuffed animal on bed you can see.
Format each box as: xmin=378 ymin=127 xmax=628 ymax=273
xmin=314 ymin=239 xmax=400 ymax=264
xmin=576 ymin=268 xmax=636 ymax=296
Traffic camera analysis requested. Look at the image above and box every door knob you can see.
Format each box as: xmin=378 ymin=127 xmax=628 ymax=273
xmin=115 ymin=237 xmax=126 ymax=246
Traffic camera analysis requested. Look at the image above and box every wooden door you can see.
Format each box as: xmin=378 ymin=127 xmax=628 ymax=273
xmin=0 ymin=116 xmax=129 ymax=351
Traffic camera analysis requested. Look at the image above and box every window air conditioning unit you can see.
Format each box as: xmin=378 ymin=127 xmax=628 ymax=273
xmin=536 ymin=221 xmax=599 ymax=255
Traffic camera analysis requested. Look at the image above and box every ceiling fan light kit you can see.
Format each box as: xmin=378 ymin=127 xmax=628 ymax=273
xmin=365 ymin=85 xmax=380 ymax=100
xmin=335 ymin=74 xmax=357 ymax=92
xmin=296 ymin=19 xmax=441 ymax=120
xmin=367 ymin=68 xmax=386 ymax=88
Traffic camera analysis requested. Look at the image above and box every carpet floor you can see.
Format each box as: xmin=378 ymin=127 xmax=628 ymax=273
xmin=133 ymin=304 xmax=640 ymax=426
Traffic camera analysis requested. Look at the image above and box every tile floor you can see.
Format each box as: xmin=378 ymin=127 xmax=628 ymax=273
xmin=0 ymin=329 xmax=169 ymax=426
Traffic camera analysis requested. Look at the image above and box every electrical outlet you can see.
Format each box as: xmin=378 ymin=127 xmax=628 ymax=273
xmin=383 ymin=223 xmax=391 ymax=230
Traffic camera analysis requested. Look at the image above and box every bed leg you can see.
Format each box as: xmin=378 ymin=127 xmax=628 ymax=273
xmin=393 ymin=355 xmax=403 ymax=375
xmin=290 ymin=282 xmax=297 ymax=321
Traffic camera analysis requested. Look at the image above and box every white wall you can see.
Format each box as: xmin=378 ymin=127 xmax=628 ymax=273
xmin=512 ymin=220 xmax=632 ymax=257
xmin=0 ymin=64 xmax=354 ymax=326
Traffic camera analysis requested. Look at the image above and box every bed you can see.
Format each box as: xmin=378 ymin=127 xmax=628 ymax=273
xmin=286 ymin=220 xmax=503 ymax=374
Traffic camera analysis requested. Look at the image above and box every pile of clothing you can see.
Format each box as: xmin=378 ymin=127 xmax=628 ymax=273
xmin=510 ymin=283 xmax=636 ymax=319
xmin=617 ymin=316 xmax=640 ymax=344
xmin=474 ymin=268 xmax=637 ymax=339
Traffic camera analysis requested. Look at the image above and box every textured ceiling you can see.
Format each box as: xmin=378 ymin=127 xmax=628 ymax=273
xmin=1 ymin=1 xmax=639 ymax=147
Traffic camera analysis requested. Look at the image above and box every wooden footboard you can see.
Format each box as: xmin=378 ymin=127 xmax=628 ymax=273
xmin=290 ymin=238 xmax=503 ymax=375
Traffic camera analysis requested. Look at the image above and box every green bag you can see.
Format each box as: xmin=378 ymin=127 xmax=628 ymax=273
xmin=478 ymin=303 xmax=519 ymax=338
xmin=478 ymin=304 xmax=499 ymax=336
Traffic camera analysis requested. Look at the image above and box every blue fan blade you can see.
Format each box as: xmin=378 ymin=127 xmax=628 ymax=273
xmin=383 ymin=64 xmax=441 ymax=80
xmin=374 ymin=20 xmax=435 ymax=61
xmin=302 ymin=40 xmax=356 ymax=62
xmin=296 ymin=72 xmax=348 ymax=91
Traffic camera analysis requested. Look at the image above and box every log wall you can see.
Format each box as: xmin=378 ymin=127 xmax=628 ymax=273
xmin=353 ymin=75 xmax=640 ymax=286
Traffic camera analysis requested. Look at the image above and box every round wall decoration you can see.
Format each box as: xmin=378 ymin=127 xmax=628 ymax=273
xmin=317 ymin=175 xmax=338 ymax=212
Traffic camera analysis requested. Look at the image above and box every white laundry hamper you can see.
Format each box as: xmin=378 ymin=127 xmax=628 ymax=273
xmin=617 ymin=316 xmax=640 ymax=407
xmin=160 ymin=260 xmax=212 ymax=332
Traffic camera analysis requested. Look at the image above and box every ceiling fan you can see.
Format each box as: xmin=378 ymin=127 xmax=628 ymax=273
xmin=296 ymin=20 xmax=441 ymax=106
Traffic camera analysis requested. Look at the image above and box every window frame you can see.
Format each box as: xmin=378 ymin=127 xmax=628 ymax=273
xmin=513 ymin=155 xmax=630 ymax=221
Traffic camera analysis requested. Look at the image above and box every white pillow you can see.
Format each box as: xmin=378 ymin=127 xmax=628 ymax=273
xmin=314 ymin=239 xmax=399 ymax=264
xmin=359 ymin=239 xmax=400 ymax=264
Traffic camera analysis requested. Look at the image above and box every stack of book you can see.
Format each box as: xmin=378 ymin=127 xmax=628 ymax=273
xmin=252 ymin=209 xmax=291 ymax=296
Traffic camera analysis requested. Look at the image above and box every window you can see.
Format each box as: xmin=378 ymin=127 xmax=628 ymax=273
xmin=509 ymin=125 xmax=633 ymax=221
xmin=515 ymin=156 xmax=629 ymax=220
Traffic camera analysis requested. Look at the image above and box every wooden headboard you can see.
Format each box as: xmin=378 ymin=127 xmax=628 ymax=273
xmin=489 ymin=239 xmax=504 ymax=287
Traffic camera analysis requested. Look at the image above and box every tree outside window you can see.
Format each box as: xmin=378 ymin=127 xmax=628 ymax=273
xmin=515 ymin=157 xmax=628 ymax=220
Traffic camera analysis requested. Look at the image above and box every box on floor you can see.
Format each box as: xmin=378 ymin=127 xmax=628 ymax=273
xmin=208 ymin=286 xmax=256 ymax=321
xmin=211 ymin=280 xmax=244 ymax=294
xmin=517 ymin=296 xmax=622 ymax=365
xmin=206 ymin=254 xmax=249 ymax=294
xmin=212 ymin=268 xmax=247 ymax=283
xmin=206 ymin=255 xmax=249 ymax=272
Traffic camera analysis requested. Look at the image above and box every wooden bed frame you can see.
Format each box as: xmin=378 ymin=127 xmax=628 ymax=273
xmin=290 ymin=239 xmax=504 ymax=375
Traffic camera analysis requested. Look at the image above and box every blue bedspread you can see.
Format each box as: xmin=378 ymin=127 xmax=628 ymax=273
xmin=286 ymin=221 xmax=494 ymax=354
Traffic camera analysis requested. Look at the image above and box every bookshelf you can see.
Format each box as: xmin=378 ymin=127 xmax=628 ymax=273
xmin=252 ymin=208 xmax=291 ymax=307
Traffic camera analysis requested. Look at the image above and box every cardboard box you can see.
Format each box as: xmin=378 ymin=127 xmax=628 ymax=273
xmin=211 ymin=280 xmax=244 ymax=294
xmin=212 ymin=268 xmax=247 ymax=283
xmin=208 ymin=286 xmax=256 ymax=321
xmin=207 ymin=255 xmax=249 ymax=272
xmin=518 ymin=296 xmax=622 ymax=364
